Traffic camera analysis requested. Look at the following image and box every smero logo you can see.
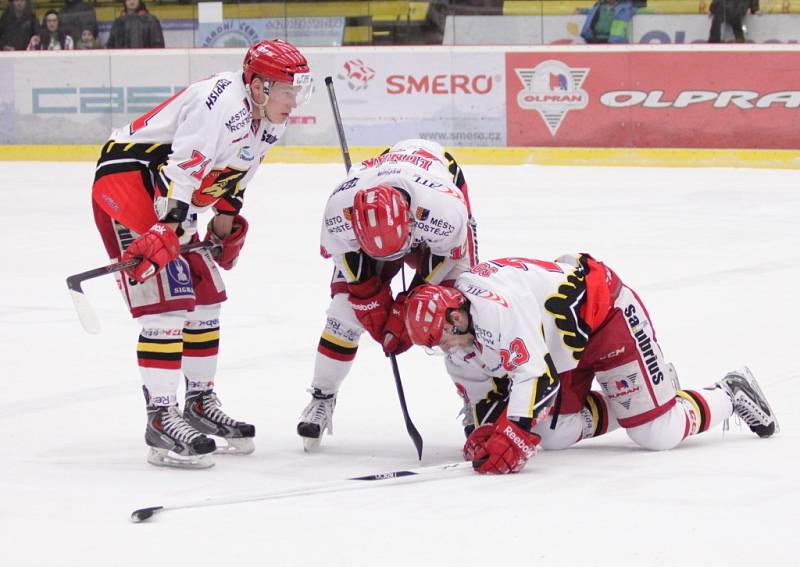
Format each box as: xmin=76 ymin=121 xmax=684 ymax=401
xmin=386 ymin=74 xmax=495 ymax=95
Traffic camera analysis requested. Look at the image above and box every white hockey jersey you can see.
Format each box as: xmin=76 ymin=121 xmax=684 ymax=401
xmin=320 ymin=139 xmax=471 ymax=285
xmin=446 ymin=255 xmax=611 ymax=422
xmin=104 ymin=70 xmax=285 ymax=219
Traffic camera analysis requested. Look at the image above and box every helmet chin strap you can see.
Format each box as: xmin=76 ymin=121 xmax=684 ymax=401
xmin=245 ymin=80 xmax=270 ymax=121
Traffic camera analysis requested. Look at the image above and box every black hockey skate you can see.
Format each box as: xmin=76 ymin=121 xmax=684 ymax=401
xmin=183 ymin=390 xmax=255 ymax=455
xmin=297 ymin=388 xmax=336 ymax=451
xmin=146 ymin=405 xmax=216 ymax=469
xmin=719 ymin=366 xmax=779 ymax=438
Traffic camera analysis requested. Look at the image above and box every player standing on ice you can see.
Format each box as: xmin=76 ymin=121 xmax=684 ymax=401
xmin=404 ymin=253 xmax=778 ymax=474
xmin=91 ymin=40 xmax=313 ymax=468
xmin=297 ymin=139 xmax=478 ymax=450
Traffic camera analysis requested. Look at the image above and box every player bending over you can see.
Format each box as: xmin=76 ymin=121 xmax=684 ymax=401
xmin=91 ymin=40 xmax=313 ymax=468
xmin=297 ymin=139 xmax=478 ymax=450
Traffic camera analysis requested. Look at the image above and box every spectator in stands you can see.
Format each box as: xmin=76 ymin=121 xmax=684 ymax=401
xmin=0 ymin=0 xmax=39 ymax=51
xmin=580 ymin=0 xmax=637 ymax=44
xmin=106 ymin=0 xmax=165 ymax=49
xmin=28 ymin=9 xmax=74 ymax=50
xmin=59 ymin=0 xmax=97 ymax=46
xmin=76 ymin=27 xmax=101 ymax=49
xmin=708 ymin=0 xmax=759 ymax=43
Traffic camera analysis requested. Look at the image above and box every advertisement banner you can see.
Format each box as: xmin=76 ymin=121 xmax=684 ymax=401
xmin=328 ymin=51 xmax=506 ymax=147
xmin=505 ymin=50 xmax=800 ymax=149
xmin=195 ymin=17 xmax=345 ymax=48
xmin=632 ymin=14 xmax=800 ymax=44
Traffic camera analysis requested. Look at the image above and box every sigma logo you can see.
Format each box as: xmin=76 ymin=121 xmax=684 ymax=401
xmin=338 ymin=59 xmax=376 ymax=91
xmin=600 ymin=90 xmax=800 ymax=109
xmin=386 ymin=74 xmax=495 ymax=95
xmin=515 ymin=60 xmax=589 ymax=136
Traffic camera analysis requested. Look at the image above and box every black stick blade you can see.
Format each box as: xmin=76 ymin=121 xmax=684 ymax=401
xmin=130 ymin=506 xmax=163 ymax=523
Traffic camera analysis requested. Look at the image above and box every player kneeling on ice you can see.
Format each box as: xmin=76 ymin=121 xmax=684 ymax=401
xmin=297 ymin=139 xmax=478 ymax=450
xmin=404 ymin=254 xmax=779 ymax=474
xmin=90 ymin=40 xmax=313 ymax=468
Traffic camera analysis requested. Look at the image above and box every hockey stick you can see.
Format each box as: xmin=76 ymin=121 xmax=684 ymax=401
xmin=324 ymin=76 xmax=352 ymax=171
xmin=131 ymin=461 xmax=471 ymax=523
xmin=325 ymin=76 xmax=424 ymax=460
xmin=66 ymin=240 xmax=216 ymax=334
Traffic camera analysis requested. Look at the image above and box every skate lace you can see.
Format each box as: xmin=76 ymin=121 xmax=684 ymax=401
xmin=733 ymin=393 xmax=771 ymax=427
xmin=302 ymin=395 xmax=334 ymax=426
xmin=202 ymin=393 xmax=238 ymax=427
xmin=162 ymin=407 xmax=203 ymax=442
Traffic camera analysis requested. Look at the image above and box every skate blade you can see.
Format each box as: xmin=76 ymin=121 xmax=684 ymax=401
xmin=147 ymin=447 xmax=215 ymax=469
xmin=741 ymin=367 xmax=780 ymax=434
xmin=302 ymin=436 xmax=322 ymax=452
xmin=212 ymin=436 xmax=255 ymax=455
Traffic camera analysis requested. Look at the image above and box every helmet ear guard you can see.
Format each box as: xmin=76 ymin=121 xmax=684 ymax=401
xmin=352 ymin=185 xmax=413 ymax=260
xmin=405 ymin=284 xmax=467 ymax=348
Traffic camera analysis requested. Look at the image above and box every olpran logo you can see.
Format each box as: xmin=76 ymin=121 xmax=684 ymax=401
xmin=515 ymin=60 xmax=589 ymax=136
xmin=600 ymin=90 xmax=800 ymax=109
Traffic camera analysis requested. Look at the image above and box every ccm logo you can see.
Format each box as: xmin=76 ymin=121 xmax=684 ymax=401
xmin=386 ymin=74 xmax=494 ymax=95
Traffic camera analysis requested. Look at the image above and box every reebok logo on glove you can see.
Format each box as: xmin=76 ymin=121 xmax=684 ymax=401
xmin=502 ymin=424 xmax=536 ymax=459
xmin=351 ymin=300 xmax=381 ymax=312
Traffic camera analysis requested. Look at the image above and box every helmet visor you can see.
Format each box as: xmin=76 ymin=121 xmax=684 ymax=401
xmin=270 ymin=73 xmax=314 ymax=108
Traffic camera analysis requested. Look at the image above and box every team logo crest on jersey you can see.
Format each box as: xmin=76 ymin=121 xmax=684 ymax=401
xmin=514 ymin=60 xmax=589 ymax=136
xmin=415 ymin=207 xmax=430 ymax=221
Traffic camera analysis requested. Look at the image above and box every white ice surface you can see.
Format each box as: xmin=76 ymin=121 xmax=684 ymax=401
xmin=1 ymin=162 xmax=798 ymax=566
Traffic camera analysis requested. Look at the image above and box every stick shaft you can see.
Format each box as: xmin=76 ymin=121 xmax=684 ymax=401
xmin=131 ymin=461 xmax=470 ymax=522
xmin=66 ymin=240 xmax=211 ymax=292
xmin=324 ymin=76 xmax=352 ymax=171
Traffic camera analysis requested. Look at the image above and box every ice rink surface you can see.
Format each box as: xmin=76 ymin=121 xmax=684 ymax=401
xmin=1 ymin=161 xmax=798 ymax=566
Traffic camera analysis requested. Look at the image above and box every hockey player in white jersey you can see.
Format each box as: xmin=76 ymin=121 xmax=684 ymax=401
xmin=405 ymin=254 xmax=778 ymax=474
xmin=297 ymin=139 xmax=478 ymax=450
xmin=91 ymin=40 xmax=313 ymax=468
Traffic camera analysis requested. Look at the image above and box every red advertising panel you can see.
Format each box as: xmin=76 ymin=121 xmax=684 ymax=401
xmin=506 ymin=51 xmax=800 ymax=149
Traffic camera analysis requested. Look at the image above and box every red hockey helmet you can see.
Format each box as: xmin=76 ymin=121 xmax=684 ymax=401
xmin=243 ymin=39 xmax=309 ymax=85
xmin=352 ymin=185 xmax=413 ymax=260
xmin=405 ymin=284 xmax=467 ymax=348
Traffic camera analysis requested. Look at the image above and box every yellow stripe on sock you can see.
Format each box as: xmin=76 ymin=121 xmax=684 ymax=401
xmin=137 ymin=341 xmax=183 ymax=354
xmin=182 ymin=330 xmax=220 ymax=343
xmin=321 ymin=331 xmax=357 ymax=349
xmin=677 ymin=390 xmax=701 ymax=417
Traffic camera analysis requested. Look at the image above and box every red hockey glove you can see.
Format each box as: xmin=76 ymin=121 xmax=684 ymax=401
xmin=348 ymin=276 xmax=393 ymax=343
xmin=463 ymin=422 xmax=496 ymax=462
xmin=382 ymin=293 xmax=412 ymax=356
xmin=471 ymin=415 xmax=541 ymax=475
xmin=204 ymin=214 xmax=249 ymax=270
xmin=122 ymin=223 xmax=180 ymax=283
